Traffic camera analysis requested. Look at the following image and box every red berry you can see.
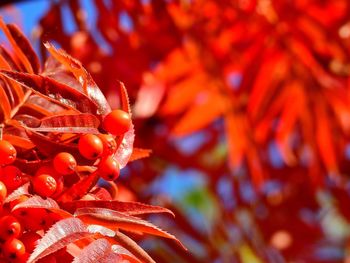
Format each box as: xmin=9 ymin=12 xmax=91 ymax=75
xmin=32 ymin=174 xmax=57 ymax=197
xmin=98 ymin=156 xmax=120 ymax=181
xmin=20 ymin=231 xmax=41 ymax=253
xmin=13 ymin=208 xmax=48 ymax=232
xmin=53 ymin=152 xmax=77 ymax=175
xmin=78 ymin=134 xmax=103 ymax=160
xmin=103 ymin=109 xmax=131 ymax=136
xmin=0 ymin=181 xmax=7 ymax=203
xmin=0 ymin=215 xmax=22 ymax=240
xmin=98 ymin=134 xmax=117 ymax=156
xmin=0 ymin=140 xmax=16 ymax=166
xmin=2 ymin=238 xmax=25 ymax=260
xmin=1 ymin=166 xmax=23 ymax=191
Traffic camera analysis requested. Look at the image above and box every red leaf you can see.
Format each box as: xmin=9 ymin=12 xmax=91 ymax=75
xmin=0 ymin=81 xmax=11 ymax=120
xmin=72 ymin=238 xmax=121 ymax=263
xmin=61 ymin=200 xmax=174 ymax=217
xmin=32 ymin=113 xmax=100 ymax=134
xmin=134 ymin=74 xmax=165 ymax=118
xmin=112 ymin=83 xmax=135 ymax=168
xmin=0 ymin=18 xmax=35 ymax=73
xmin=225 ymin=112 xmax=246 ymax=166
xmin=112 ymin=244 xmax=143 ymax=263
xmin=75 ymin=207 xmax=186 ymax=250
xmin=4 ymin=183 xmax=30 ymax=203
xmin=3 ymin=134 xmax=35 ymax=150
xmin=114 ymin=124 xmax=135 ymax=169
xmin=161 ymin=73 xmax=205 ymax=115
xmin=0 ymin=70 xmax=99 ymax=114
xmin=129 ymin=148 xmax=152 ymax=162
xmin=12 ymin=195 xmax=72 ymax=218
xmin=119 ymin=82 xmax=131 ymax=115
xmin=28 ymin=218 xmax=91 ymax=263
xmin=6 ymin=24 xmax=41 ymax=73
xmin=57 ymin=171 xmax=99 ymax=203
xmin=113 ymin=231 xmax=156 ymax=263
xmin=44 ymin=42 xmax=111 ymax=116
xmin=316 ymin=103 xmax=339 ymax=176
xmin=172 ymin=91 xmax=227 ymax=136
xmin=25 ymin=129 xmax=79 ymax=158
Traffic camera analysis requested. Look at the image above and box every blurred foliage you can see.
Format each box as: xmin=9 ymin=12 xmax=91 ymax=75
xmin=3 ymin=0 xmax=350 ymax=262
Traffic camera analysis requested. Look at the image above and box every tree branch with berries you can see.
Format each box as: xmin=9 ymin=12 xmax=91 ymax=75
xmin=0 ymin=18 xmax=184 ymax=263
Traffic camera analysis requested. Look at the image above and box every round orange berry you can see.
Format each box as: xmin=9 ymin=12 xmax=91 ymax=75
xmin=102 ymin=109 xmax=131 ymax=136
xmin=1 ymin=166 xmax=23 ymax=192
xmin=98 ymin=134 xmax=117 ymax=156
xmin=78 ymin=134 xmax=103 ymax=160
xmin=2 ymin=238 xmax=25 ymax=260
xmin=32 ymin=174 xmax=57 ymax=198
xmin=98 ymin=156 xmax=120 ymax=181
xmin=0 ymin=215 xmax=22 ymax=240
xmin=53 ymin=152 xmax=77 ymax=175
xmin=0 ymin=140 xmax=16 ymax=166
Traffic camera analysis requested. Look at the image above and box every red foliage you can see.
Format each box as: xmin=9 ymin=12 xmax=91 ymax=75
xmin=0 ymin=17 xmax=183 ymax=262
xmin=28 ymin=0 xmax=350 ymax=262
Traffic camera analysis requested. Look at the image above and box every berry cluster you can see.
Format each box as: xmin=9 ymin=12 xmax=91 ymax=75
xmin=0 ymin=109 xmax=131 ymax=262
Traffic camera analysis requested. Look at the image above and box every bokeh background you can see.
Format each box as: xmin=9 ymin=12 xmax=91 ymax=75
xmin=2 ymin=0 xmax=350 ymax=262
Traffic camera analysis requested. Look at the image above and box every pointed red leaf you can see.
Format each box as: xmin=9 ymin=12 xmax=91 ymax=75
xmin=61 ymin=200 xmax=174 ymax=217
xmin=28 ymin=218 xmax=91 ymax=263
xmin=114 ymin=124 xmax=135 ymax=169
xmin=32 ymin=113 xmax=100 ymax=134
xmin=44 ymin=42 xmax=111 ymax=116
xmin=172 ymin=91 xmax=227 ymax=136
xmin=0 ymin=70 xmax=99 ymax=114
xmin=112 ymin=244 xmax=143 ymax=263
xmin=72 ymin=238 xmax=121 ymax=263
xmin=75 ymin=207 xmax=186 ymax=250
xmin=0 ymin=18 xmax=34 ymax=73
xmin=7 ymin=24 xmax=41 ymax=73
xmin=4 ymin=183 xmax=30 ymax=203
xmin=129 ymin=148 xmax=152 ymax=162
xmin=3 ymin=134 xmax=35 ymax=150
xmin=25 ymin=129 xmax=79 ymax=157
xmin=57 ymin=171 xmax=99 ymax=203
xmin=12 ymin=195 xmax=72 ymax=218
xmin=119 ymin=82 xmax=131 ymax=115
xmin=114 ymin=231 xmax=156 ymax=263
